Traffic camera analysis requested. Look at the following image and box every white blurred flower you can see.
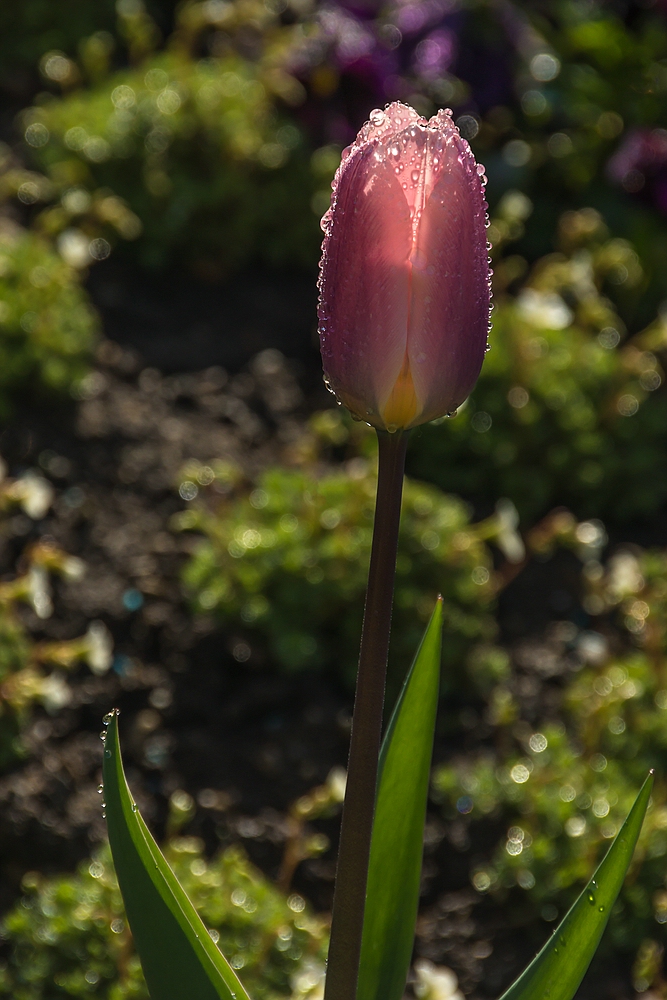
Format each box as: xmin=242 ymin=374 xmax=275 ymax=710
xmin=290 ymin=959 xmax=325 ymax=999
xmin=28 ymin=565 xmax=52 ymax=619
xmin=62 ymin=556 xmax=85 ymax=581
xmin=40 ymin=673 xmax=71 ymax=712
xmin=17 ymin=471 xmax=53 ymax=519
xmin=575 ymin=519 xmax=607 ymax=561
xmin=494 ymin=498 xmax=525 ymax=563
xmin=57 ymin=228 xmax=91 ymax=268
xmin=86 ymin=620 xmax=113 ymax=675
xmin=414 ymin=960 xmax=465 ymax=1000
xmin=607 ymin=551 xmax=643 ymax=600
xmin=326 ymin=766 xmax=347 ymax=803
xmin=516 ymin=289 xmax=573 ymax=330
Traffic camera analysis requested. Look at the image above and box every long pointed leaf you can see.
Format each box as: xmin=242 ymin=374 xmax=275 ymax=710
xmin=357 ymin=597 xmax=443 ymax=1000
xmin=102 ymin=710 xmax=251 ymax=1000
xmin=499 ymin=771 xmax=653 ymax=1000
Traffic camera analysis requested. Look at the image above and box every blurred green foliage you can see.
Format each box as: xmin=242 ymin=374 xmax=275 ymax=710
xmin=176 ymin=441 xmax=501 ymax=685
xmin=0 ymin=2 xmax=117 ymax=85
xmin=432 ymin=541 xmax=667 ymax=974
xmin=0 ymin=220 xmax=95 ymax=415
xmin=27 ymin=48 xmax=323 ymax=275
xmin=0 ymin=836 xmax=328 ymax=1000
xmin=409 ymin=202 xmax=667 ymax=522
xmin=15 ymin=0 xmax=329 ymax=276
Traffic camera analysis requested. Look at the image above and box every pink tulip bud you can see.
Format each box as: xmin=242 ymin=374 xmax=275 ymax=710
xmin=318 ymin=102 xmax=491 ymax=432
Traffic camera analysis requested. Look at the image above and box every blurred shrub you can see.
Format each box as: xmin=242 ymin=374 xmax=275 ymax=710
xmin=0 ymin=1 xmax=117 ymax=86
xmin=0 ymin=467 xmax=112 ymax=770
xmin=408 ymin=204 xmax=667 ymax=523
xmin=176 ymin=452 xmax=503 ymax=685
xmin=19 ymin=3 xmax=328 ymax=277
xmin=0 ymin=837 xmax=328 ymax=1000
xmin=432 ymin=540 xmax=667 ymax=969
xmin=0 ymin=219 xmax=95 ymax=414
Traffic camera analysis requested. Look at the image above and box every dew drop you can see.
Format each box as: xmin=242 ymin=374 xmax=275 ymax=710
xmin=410 ymin=169 xmax=420 ymax=183
xmin=102 ymin=712 xmax=114 ymax=726
xmin=587 ymin=892 xmax=595 ymax=905
xmin=386 ymin=423 xmax=399 ymax=433
xmin=132 ymin=803 xmax=138 ymax=813
xmin=97 ymin=784 xmax=104 ymax=794
xmin=100 ymin=731 xmax=107 ymax=741
xmin=104 ymin=747 xmax=111 ymax=758
xmin=598 ymin=905 xmax=604 ymax=912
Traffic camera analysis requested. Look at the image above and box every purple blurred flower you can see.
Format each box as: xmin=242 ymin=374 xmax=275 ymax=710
xmin=413 ymin=28 xmax=456 ymax=79
xmin=395 ymin=0 xmax=452 ymax=36
xmin=607 ymin=128 xmax=667 ymax=213
xmin=320 ymin=4 xmax=376 ymax=66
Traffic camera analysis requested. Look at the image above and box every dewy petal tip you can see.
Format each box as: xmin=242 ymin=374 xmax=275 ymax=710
xmin=318 ymin=101 xmax=491 ymax=431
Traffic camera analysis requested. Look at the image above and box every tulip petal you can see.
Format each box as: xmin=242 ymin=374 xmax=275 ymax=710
xmin=406 ymin=120 xmax=490 ymax=422
xmin=318 ymin=103 xmax=490 ymax=430
xmin=319 ymin=141 xmax=412 ymax=423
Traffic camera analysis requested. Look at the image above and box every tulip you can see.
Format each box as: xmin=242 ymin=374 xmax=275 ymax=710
xmin=318 ymin=102 xmax=491 ymax=432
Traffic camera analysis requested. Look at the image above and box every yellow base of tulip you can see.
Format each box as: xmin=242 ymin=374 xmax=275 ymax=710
xmin=381 ymin=357 xmax=420 ymax=431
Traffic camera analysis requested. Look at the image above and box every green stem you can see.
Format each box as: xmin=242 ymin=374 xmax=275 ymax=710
xmin=324 ymin=429 xmax=409 ymax=1000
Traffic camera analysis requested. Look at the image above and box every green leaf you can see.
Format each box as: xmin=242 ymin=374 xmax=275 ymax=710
xmin=102 ymin=710 xmax=252 ymax=1000
xmin=357 ymin=597 xmax=443 ymax=1000
xmin=499 ymin=771 xmax=653 ymax=1000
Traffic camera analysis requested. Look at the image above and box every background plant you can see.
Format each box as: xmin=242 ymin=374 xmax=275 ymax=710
xmin=0 ymin=833 xmax=328 ymax=1000
xmin=432 ymin=539 xmax=667 ymax=982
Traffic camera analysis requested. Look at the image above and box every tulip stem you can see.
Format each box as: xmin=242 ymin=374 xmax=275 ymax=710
xmin=324 ymin=428 xmax=409 ymax=1000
